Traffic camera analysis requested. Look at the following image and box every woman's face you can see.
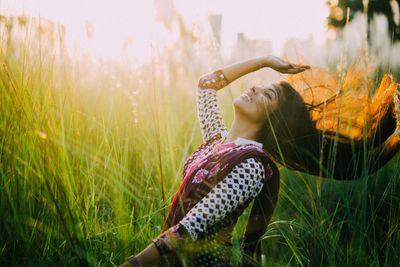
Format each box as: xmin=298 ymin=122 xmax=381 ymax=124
xmin=233 ymin=83 xmax=280 ymax=124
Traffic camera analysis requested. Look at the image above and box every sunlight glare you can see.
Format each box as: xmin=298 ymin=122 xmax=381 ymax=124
xmin=0 ymin=0 xmax=329 ymax=60
xmin=0 ymin=0 xmax=164 ymax=62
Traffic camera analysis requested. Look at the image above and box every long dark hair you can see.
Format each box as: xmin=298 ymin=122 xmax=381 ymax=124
xmin=257 ymin=80 xmax=399 ymax=180
xmin=257 ymin=81 xmax=320 ymax=173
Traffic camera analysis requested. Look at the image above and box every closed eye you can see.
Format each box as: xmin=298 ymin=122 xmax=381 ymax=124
xmin=263 ymin=88 xmax=277 ymax=100
xmin=269 ymin=89 xmax=277 ymax=99
xmin=263 ymin=92 xmax=272 ymax=100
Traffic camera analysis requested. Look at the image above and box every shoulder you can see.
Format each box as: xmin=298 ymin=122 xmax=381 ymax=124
xmin=236 ymin=144 xmax=278 ymax=169
xmin=236 ymin=157 xmax=265 ymax=172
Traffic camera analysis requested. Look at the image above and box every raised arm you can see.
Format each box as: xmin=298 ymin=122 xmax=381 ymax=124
xmin=197 ymin=57 xmax=269 ymax=141
xmin=218 ymin=56 xmax=310 ymax=85
xmin=197 ymin=56 xmax=309 ymax=141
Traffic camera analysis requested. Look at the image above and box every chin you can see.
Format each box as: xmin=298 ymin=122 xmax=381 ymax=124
xmin=233 ymin=97 xmax=241 ymax=107
xmin=233 ymin=97 xmax=244 ymax=112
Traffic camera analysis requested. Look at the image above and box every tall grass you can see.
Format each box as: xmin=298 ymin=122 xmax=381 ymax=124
xmin=0 ymin=16 xmax=399 ymax=266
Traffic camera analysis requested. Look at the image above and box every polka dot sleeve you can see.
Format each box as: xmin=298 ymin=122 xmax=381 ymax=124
xmin=197 ymin=70 xmax=230 ymax=142
xmin=179 ymin=158 xmax=266 ymax=240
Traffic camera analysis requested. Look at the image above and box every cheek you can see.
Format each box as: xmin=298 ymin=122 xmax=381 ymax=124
xmin=253 ymin=101 xmax=278 ymax=123
xmin=268 ymin=100 xmax=279 ymax=113
xmin=262 ymin=99 xmax=279 ymax=114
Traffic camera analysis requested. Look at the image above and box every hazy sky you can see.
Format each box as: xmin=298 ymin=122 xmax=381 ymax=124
xmin=175 ymin=0 xmax=329 ymax=48
xmin=0 ymin=0 xmax=329 ymax=59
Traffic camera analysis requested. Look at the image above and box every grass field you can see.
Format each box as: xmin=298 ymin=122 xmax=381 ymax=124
xmin=1 ymin=18 xmax=399 ymax=266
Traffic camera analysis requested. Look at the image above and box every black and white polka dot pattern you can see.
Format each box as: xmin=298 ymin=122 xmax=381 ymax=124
xmin=197 ymin=89 xmax=227 ymax=142
xmin=180 ymin=158 xmax=265 ymax=240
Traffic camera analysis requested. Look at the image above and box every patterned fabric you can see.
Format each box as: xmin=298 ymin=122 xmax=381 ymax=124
xmin=197 ymin=89 xmax=228 ymax=142
xmin=180 ymin=158 xmax=265 ymax=240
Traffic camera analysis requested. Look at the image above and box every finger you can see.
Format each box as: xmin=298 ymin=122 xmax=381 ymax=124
xmin=294 ymin=68 xmax=308 ymax=73
xmin=292 ymin=63 xmax=311 ymax=69
xmin=283 ymin=69 xmax=298 ymax=74
xmin=286 ymin=68 xmax=307 ymax=74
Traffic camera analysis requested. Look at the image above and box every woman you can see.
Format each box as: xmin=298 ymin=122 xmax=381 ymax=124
xmin=120 ymin=56 xmax=400 ymax=267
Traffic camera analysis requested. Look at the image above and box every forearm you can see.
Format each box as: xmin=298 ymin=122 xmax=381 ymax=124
xmin=197 ymin=57 xmax=268 ymax=91
xmin=198 ymin=56 xmax=308 ymax=91
xmin=221 ymin=57 xmax=268 ymax=83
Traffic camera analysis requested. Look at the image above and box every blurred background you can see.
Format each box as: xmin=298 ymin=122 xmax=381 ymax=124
xmin=0 ymin=0 xmax=329 ymax=61
xmin=0 ymin=0 xmax=399 ymax=266
xmin=1 ymin=0 xmax=400 ymax=67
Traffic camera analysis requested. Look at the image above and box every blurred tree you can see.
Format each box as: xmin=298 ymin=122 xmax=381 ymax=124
xmin=327 ymin=0 xmax=400 ymax=41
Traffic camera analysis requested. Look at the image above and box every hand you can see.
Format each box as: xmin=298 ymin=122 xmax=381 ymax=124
xmin=265 ymin=55 xmax=310 ymax=74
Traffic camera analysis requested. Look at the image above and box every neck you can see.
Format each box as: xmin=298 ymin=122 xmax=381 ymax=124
xmin=225 ymin=117 xmax=261 ymax=143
